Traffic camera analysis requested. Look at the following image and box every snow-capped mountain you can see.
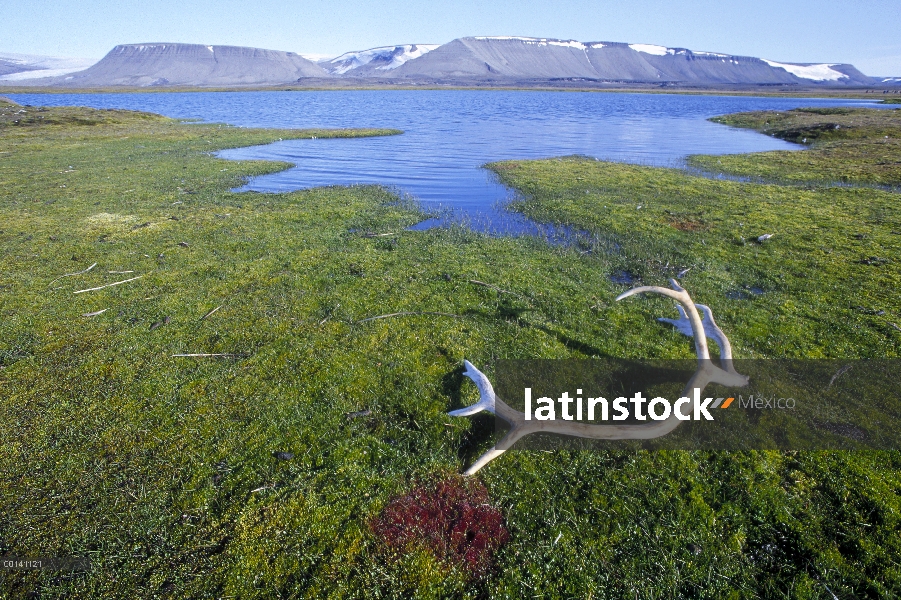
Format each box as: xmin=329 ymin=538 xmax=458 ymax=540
xmin=4 ymin=36 xmax=878 ymax=87
xmin=385 ymin=37 xmax=873 ymax=85
xmin=322 ymin=44 xmax=439 ymax=76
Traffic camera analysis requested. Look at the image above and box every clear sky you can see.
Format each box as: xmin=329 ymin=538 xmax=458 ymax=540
xmin=3 ymin=0 xmax=900 ymax=75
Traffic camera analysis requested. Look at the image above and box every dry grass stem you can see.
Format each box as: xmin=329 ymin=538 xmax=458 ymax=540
xmin=48 ymin=262 xmax=97 ymax=286
xmin=468 ymin=279 xmax=519 ymax=296
xmin=171 ymin=353 xmax=244 ymax=358
xmin=73 ymin=274 xmax=144 ymax=294
xmin=199 ymin=305 xmax=222 ymax=321
xmin=357 ymin=311 xmax=462 ymax=323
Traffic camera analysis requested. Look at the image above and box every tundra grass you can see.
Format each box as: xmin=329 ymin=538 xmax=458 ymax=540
xmin=687 ymin=107 xmax=901 ymax=186
xmin=0 ymin=100 xmax=899 ymax=598
xmin=489 ymin=159 xmax=901 ymax=359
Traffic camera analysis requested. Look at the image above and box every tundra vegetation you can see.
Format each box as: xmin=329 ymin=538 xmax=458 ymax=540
xmin=688 ymin=106 xmax=901 ymax=186
xmin=1 ymin=97 xmax=899 ymax=598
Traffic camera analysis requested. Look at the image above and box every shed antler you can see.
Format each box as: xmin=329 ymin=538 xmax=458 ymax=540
xmin=451 ymin=280 xmax=748 ymax=475
xmin=619 ymin=279 xmax=742 ymax=376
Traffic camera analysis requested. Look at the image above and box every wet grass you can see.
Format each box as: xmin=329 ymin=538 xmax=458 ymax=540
xmin=490 ymin=157 xmax=901 ymax=358
xmin=1 ymin=100 xmax=899 ymax=598
xmin=688 ymin=107 xmax=901 ymax=186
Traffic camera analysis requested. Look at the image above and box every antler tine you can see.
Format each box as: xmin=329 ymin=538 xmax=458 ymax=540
xmin=447 ymin=360 xmax=497 ymax=417
xmin=462 ymin=449 xmax=507 ymax=476
xmin=696 ymin=304 xmax=738 ymax=374
xmin=656 ymin=303 xmax=738 ymax=374
xmin=616 ymin=279 xmax=710 ymax=362
xmin=448 ymin=360 xmax=523 ymax=423
xmin=657 ymin=305 xmax=693 ymax=337
xmin=450 ymin=360 xmax=528 ymax=475
xmin=462 ymin=428 xmax=526 ymax=476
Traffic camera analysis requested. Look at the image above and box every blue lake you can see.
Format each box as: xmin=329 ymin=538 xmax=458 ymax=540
xmin=8 ymin=90 xmax=884 ymax=233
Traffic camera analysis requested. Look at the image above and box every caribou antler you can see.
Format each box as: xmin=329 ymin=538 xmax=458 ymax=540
xmin=657 ymin=303 xmax=738 ymax=375
xmin=451 ymin=280 xmax=748 ymax=475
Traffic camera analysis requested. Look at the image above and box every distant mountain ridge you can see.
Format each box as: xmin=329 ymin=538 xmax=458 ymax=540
xmin=50 ymin=43 xmax=327 ymax=87
xmin=385 ymin=37 xmax=873 ymax=85
xmin=1 ymin=37 xmax=890 ymax=87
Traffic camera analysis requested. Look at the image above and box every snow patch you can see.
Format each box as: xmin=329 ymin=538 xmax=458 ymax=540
xmin=377 ymin=44 xmax=438 ymax=70
xmin=474 ymin=36 xmax=543 ymax=42
xmin=762 ymin=59 xmax=848 ymax=81
xmin=326 ymin=44 xmax=439 ymax=74
xmin=125 ymin=44 xmax=169 ymax=53
xmin=547 ymin=40 xmax=587 ymax=49
xmin=473 ymin=36 xmax=587 ymax=50
xmin=301 ymin=53 xmax=336 ymax=62
xmin=629 ymin=44 xmax=673 ymax=56
xmin=0 ymin=53 xmax=97 ymax=81
xmin=0 ymin=68 xmax=86 ymax=81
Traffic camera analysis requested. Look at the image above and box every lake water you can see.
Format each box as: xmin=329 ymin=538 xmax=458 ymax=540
xmin=8 ymin=91 xmax=884 ymax=233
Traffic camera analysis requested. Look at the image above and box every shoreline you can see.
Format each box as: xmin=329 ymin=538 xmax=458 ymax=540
xmin=2 ymin=80 xmax=900 ymax=100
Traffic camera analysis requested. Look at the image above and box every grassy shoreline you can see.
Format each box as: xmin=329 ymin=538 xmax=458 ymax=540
xmin=688 ymin=107 xmax=901 ymax=186
xmin=1 ymin=101 xmax=899 ymax=598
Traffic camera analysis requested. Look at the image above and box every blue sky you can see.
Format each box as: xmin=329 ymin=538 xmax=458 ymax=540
xmin=3 ymin=0 xmax=900 ymax=75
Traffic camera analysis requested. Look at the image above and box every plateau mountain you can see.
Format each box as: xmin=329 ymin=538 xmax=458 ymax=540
xmin=1 ymin=37 xmax=884 ymax=87
xmin=385 ymin=37 xmax=873 ymax=85
xmin=40 ymin=43 xmax=327 ymax=87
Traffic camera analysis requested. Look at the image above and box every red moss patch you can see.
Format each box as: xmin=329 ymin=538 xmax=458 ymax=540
xmin=370 ymin=476 xmax=509 ymax=575
xmin=666 ymin=216 xmax=709 ymax=232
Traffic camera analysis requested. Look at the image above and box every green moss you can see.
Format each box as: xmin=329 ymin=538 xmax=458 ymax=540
xmin=1 ymin=103 xmax=899 ymax=598
xmin=688 ymin=107 xmax=901 ymax=186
